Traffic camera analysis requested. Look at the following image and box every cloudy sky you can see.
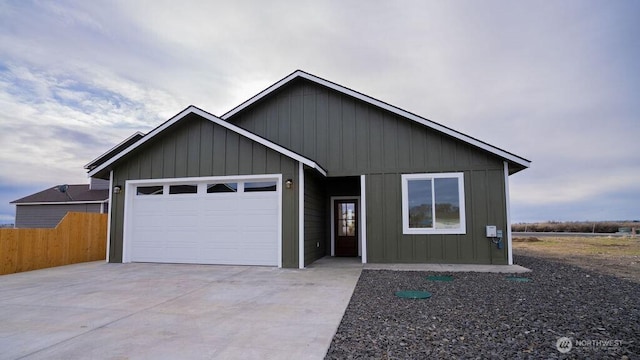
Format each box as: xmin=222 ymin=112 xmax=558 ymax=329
xmin=0 ymin=0 xmax=638 ymax=224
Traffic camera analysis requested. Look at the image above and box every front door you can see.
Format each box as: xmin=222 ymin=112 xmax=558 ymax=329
xmin=334 ymin=199 xmax=358 ymax=257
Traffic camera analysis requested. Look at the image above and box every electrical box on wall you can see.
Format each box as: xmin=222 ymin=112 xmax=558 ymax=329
xmin=486 ymin=225 xmax=497 ymax=237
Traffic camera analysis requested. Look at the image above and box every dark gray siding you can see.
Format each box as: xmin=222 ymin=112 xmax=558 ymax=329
xmin=230 ymin=79 xmax=511 ymax=264
xmin=304 ymin=169 xmax=327 ymax=266
xmin=15 ymin=203 xmax=103 ymax=228
xmin=90 ymin=178 xmax=110 ymax=190
xmin=109 ymin=114 xmax=300 ymax=267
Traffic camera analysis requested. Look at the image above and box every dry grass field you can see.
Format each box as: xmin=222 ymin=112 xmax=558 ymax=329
xmin=513 ymin=236 xmax=640 ymax=283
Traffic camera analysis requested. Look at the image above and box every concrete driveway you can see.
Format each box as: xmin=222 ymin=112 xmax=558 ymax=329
xmin=0 ymin=258 xmax=362 ymax=360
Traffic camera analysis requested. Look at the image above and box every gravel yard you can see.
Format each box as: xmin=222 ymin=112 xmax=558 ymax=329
xmin=325 ymin=255 xmax=639 ymax=359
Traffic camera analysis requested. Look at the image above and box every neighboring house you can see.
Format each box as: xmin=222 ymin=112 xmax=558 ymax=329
xmin=11 ymin=178 xmax=109 ymax=228
xmin=87 ymin=70 xmax=530 ymax=268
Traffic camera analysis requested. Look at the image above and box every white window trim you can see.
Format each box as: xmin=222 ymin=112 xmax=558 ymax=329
xmin=401 ymin=172 xmax=466 ymax=235
xmin=360 ymin=175 xmax=367 ymax=264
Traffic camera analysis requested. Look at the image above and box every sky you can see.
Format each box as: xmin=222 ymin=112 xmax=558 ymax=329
xmin=0 ymin=0 xmax=638 ymax=224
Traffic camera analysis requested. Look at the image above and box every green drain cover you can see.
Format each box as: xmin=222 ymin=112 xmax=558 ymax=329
xmin=426 ymin=275 xmax=454 ymax=282
xmin=506 ymin=276 xmax=532 ymax=282
xmin=395 ymin=290 xmax=432 ymax=299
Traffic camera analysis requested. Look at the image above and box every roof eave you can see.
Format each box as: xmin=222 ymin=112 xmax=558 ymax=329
xmin=84 ymin=131 xmax=145 ymax=170
xmin=222 ymin=70 xmax=531 ymax=170
xmin=87 ymin=106 xmax=328 ymax=178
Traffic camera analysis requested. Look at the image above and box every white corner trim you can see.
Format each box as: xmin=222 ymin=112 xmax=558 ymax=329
xmin=277 ymin=176 xmax=283 ymax=268
xmin=504 ymin=161 xmax=513 ymax=265
xmin=221 ymin=70 xmax=530 ymax=169
xmin=106 ymin=170 xmax=113 ymax=263
xmin=360 ymin=175 xmax=367 ymax=264
xmin=88 ymin=106 xmax=327 ymax=178
xmin=298 ymin=163 xmax=305 ymax=269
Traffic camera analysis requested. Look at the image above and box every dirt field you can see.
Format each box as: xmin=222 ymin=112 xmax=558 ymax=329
xmin=513 ymin=235 xmax=640 ymax=283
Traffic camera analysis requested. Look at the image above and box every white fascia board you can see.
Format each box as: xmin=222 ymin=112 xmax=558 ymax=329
xmin=88 ymin=106 xmax=327 ymax=178
xmin=84 ymin=131 xmax=145 ymax=170
xmin=222 ymin=70 xmax=530 ymax=169
xmin=16 ymin=200 xmax=108 ymax=206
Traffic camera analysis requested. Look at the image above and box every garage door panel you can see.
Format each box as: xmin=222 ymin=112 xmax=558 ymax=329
xmin=128 ymin=177 xmax=280 ymax=266
xmin=203 ymin=215 xmax=240 ymax=227
xmin=202 ymin=197 xmax=239 ymax=210
xmin=165 ymin=215 xmax=200 ymax=228
xmin=241 ymin=213 xmax=278 ymax=227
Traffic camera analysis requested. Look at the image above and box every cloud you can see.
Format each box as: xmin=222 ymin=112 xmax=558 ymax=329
xmin=0 ymin=0 xmax=638 ymax=224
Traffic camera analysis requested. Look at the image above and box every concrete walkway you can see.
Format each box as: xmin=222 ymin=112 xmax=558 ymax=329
xmin=0 ymin=259 xmax=362 ymax=360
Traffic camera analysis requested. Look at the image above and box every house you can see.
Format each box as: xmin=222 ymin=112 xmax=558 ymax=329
xmin=87 ymin=70 xmax=530 ymax=268
xmin=10 ymin=178 xmax=109 ymax=228
xmin=9 ymin=132 xmax=145 ymax=229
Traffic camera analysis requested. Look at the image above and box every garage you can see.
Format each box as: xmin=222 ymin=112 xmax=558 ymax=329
xmin=123 ymin=176 xmax=281 ymax=266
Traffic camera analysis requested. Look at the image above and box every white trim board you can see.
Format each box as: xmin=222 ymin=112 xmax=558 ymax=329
xmin=88 ymin=106 xmax=327 ymax=178
xmin=84 ymin=131 xmax=145 ymax=170
xmin=504 ymin=161 xmax=513 ymax=265
xmin=15 ymin=200 xmax=108 ymax=206
xmin=360 ymin=175 xmax=367 ymax=264
xmin=222 ymin=70 xmax=531 ymax=170
xmin=298 ymin=163 xmax=305 ymax=269
xmin=106 ymin=170 xmax=113 ymax=263
xmin=330 ymin=196 xmax=361 ymax=258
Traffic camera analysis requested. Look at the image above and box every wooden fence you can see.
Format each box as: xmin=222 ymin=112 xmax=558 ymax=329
xmin=0 ymin=212 xmax=107 ymax=275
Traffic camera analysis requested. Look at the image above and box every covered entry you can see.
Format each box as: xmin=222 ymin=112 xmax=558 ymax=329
xmin=124 ymin=175 xmax=281 ymax=266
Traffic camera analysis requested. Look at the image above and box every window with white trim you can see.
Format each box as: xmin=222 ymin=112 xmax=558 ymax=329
xmin=401 ymin=173 xmax=466 ymax=234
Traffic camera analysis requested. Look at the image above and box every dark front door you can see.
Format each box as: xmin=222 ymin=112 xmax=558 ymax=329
xmin=335 ymin=200 xmax=358 ymax=257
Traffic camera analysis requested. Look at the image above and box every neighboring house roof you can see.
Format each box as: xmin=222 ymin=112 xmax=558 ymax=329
xmin=222 ymin=70 xmax=531 ymax=173
xmin=87 ymin=106 xmax=328 ymax=178
xmin=11 ymin=185 xmax=109 ymax=204
xmin=84 ymin=132 xmax=145 ymax=171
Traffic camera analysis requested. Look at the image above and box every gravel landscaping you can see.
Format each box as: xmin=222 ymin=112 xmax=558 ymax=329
xmin=326 ymin=255 xmax=639 ymax=359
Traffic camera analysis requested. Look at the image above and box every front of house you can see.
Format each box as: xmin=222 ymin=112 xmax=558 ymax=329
xmin=87 ymin=70 xmax=530 ymax=268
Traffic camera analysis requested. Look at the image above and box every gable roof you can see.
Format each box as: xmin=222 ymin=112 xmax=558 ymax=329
xmin=11 ymin=185 xmax=108 ymax=204
xmin=222 ymin=70 xmax=531 ymax=173
xmin=84 ymin=131 xmax=145 ymax=171
xmin=87 ymin=106 xmax=328 ymax=178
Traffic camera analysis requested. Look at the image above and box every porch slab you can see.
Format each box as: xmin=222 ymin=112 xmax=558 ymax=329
xmin=364 ymin=263 xmax=531 ymax=273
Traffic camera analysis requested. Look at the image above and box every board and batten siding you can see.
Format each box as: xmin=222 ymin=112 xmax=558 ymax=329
xmin=230 ymin=79 xmax=510 ymax=264
xmin=303 ymin=169 xmax=327 ymax=266
xmin=108 ymin=113 xmax=301 ymax=267
xmin=15 ymin=203 xmax=103 ymax=228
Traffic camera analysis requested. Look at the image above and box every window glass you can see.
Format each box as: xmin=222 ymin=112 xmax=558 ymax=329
xmin=169 ymin=185 xmax=197 ymax=194
xmin=137 ymin=186 xmax=163 ymax=195
xmin=207 ymin=183 xmax=238 ymax=193
xmin=402 ymin=173 xmax=465 ymax=234
xmin=337 ymin=203 xmax=357 ymax=236
xmin=244 ymin=181 xmax=277 ymax=192
xmin=434 ymin=178 xmax=460 ymax=229
xmin=407 ymin=179 xmax=433 ymax=228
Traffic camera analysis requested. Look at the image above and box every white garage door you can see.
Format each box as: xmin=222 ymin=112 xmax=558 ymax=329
xmin=126 ymin=177 xmax=280 ymax=266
